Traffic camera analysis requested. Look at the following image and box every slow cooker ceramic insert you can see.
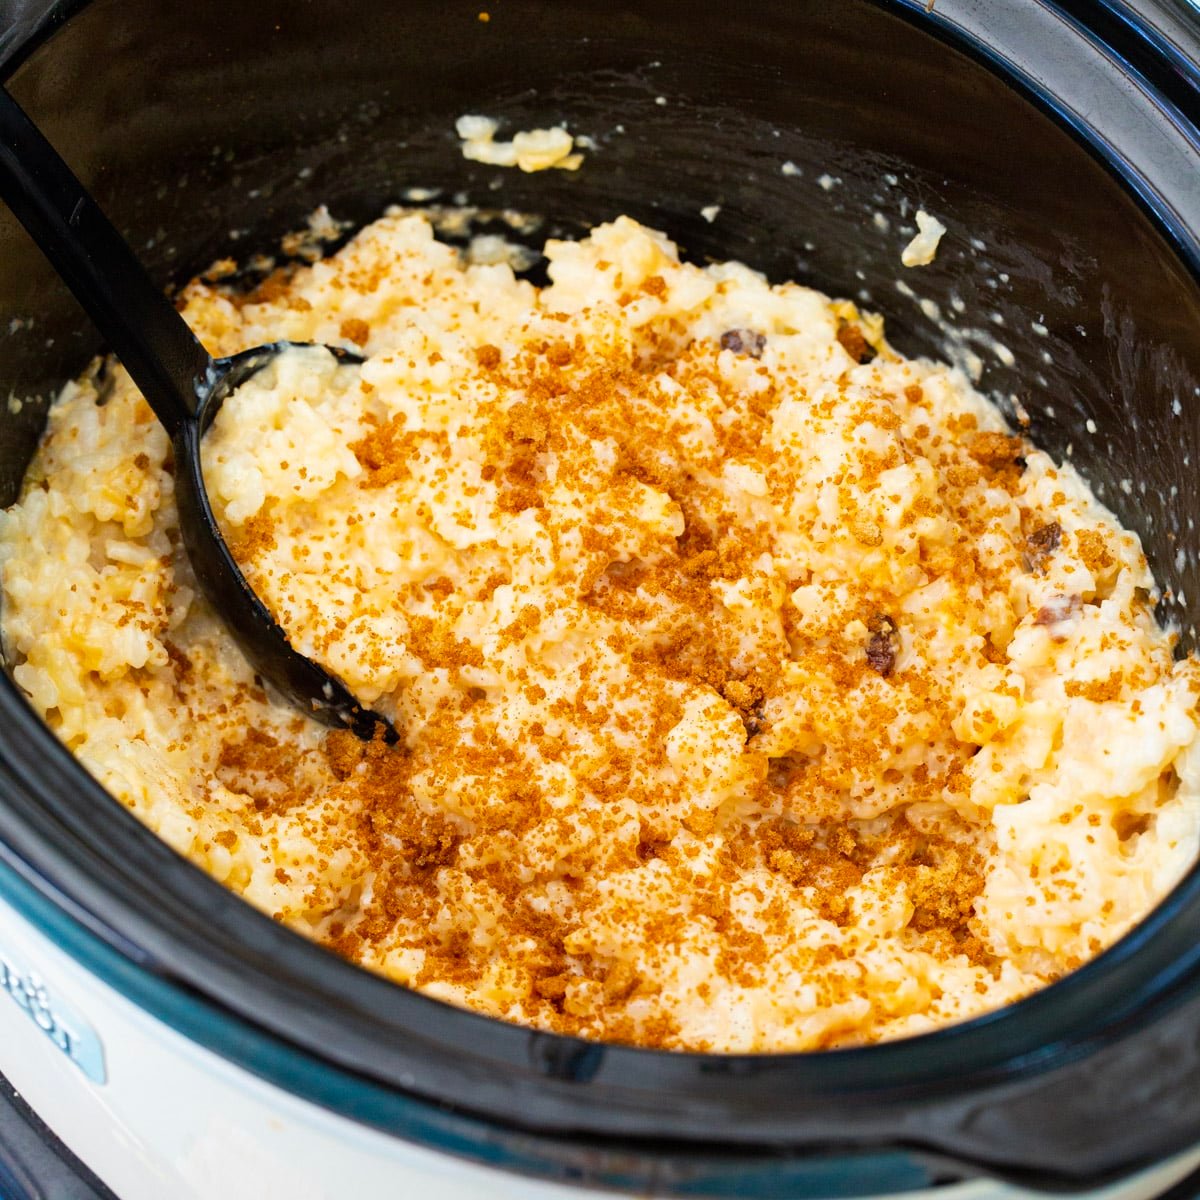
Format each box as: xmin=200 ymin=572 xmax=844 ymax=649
xmin=1 ymin=1 xmax=1199 ymax=1197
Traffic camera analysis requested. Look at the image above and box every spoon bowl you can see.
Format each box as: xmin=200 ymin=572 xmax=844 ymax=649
xmin=181 ymin=340 xmax=378 ymax=737
xmin=0 ymin=86 xmax=393 ymax=739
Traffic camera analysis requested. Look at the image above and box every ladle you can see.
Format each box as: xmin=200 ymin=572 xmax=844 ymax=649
xmin=0 ymin=86 xmax=392 ymax=740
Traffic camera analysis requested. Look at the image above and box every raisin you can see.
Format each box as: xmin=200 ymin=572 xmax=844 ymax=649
xmin=866 ymin=614 xmax=898 ymax=677
xmin=1034 ymin=593 xmax=1082 ymax=627
xmin=1025 ymin=521 xmax=1062 ymax=572
xmin=1027 ymin=521 xmax=1061 ymax=555
xmin=720 ymin=328 xmax=766 ymax=358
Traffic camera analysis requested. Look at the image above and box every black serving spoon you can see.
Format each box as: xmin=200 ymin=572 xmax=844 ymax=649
xmin=0 ymin=87 xmax=392 ymax=740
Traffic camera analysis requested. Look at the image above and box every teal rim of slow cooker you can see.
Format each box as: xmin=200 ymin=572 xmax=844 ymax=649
xmin=0 ymin=861 xmax=947 ymax=1198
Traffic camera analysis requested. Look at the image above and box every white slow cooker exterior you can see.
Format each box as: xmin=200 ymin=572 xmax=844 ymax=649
xmin=3 ymin=891 xmax=1200 ymax=1200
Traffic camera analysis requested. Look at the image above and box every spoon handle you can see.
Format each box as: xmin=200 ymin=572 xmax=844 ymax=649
xmin=0 ymin=86 xmax=212 ymax=439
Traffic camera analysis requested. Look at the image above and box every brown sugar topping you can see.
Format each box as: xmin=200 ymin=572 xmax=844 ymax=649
xmin=13 ymin=203 xmax=1200 ymax=1061
xmin=836 ymin=322 xmax=876 ymax=365
xmin=475 ymin=343 xmax=502 ymax=369
xmin=323 ymin=728 xmax=366 ymax=780
xmin=1075 ymin=529 xmax=1115 ymax=574
xmin=190 ymin=222 xmax=1157 ymax=1052
xmin=1065 ymin=675 xmax=1123 ymax=703
xmin=215 ymin=727 xmax=315 ymax=814
xmin=349 ymin=414 xmax=421 ymax=488
xmin=231 ymin=504 xmax=277 ymax=561
xmin=339 ymin=317 xmax=370 ymax=347
xmin=968 ymin=431 xmax=1026 ymax=488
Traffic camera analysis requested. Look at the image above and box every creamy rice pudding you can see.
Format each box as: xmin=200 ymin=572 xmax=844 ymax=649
xmin=3 ymin=212 xmax=1197 ymax=1051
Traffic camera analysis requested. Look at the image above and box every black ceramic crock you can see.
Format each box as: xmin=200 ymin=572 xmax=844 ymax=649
xmin=0 ymin=0 xmax=1199 ymax=1195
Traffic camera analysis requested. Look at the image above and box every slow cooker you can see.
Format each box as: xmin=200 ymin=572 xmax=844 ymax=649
xmin=2 ymin=1 xmax=1200 ymax=1197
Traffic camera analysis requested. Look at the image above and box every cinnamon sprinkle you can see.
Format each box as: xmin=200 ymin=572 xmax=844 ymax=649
xmin=22 ymin=212 xmax=1188 ymax=1054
